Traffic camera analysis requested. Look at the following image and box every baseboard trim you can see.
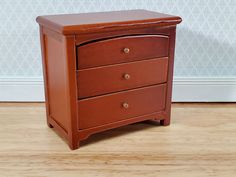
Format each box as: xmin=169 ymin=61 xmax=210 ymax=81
xmin=0 ymin=77 xmax=45 ymax=102
xmin=0 ymin=77 xmax=236 ymax=102
xmin=173 ymin=77 xmax=236 ymax=102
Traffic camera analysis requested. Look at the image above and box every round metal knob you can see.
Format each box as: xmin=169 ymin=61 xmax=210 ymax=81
xmin=123 ymin=47 xmax=130 ymax=54
xmin=122 ymin=102 xmax=129 ymax=109
xmin=123 ymin=73 xmax=131 ymax=80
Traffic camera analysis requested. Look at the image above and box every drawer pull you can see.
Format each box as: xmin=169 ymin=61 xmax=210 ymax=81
xmin=122 ymin=102 xmax=129 ymax=109
xmin=123 ymin=73 xmax=131 ymax=80
xmin=123 ymin=47 xmax=130 ymax=54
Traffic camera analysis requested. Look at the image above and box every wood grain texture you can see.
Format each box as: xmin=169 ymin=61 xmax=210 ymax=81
xmin=0 ymin=103 xmax=235 ymax=177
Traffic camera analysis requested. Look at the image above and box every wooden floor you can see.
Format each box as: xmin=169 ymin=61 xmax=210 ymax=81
xmin=0 ymin=103 xmax=235 ymax=177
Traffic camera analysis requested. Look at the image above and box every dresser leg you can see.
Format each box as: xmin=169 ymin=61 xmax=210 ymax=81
xmin=47 ymin=120 xmax=53 ymax=128
xmin=160 ymin=118 xmax=170 ymax=126
xmin=68 ymin=139 xmax=80 ymax=150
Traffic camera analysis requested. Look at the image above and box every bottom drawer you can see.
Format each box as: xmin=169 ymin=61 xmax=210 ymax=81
xmin=78 ymin=84 xmax=166 ymax=129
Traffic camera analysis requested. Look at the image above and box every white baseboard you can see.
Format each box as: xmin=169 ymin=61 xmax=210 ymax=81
xmin=0 ymin=77 xmax=236 ymax=102
xmin=172 ymin=77 xmax=236 ymax=102
xmin=0 ymin=77 xmax=45 ymax=102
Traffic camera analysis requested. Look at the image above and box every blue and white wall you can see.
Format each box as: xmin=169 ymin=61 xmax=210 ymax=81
xmin=1 ymin=0 xmax=236 ymax=101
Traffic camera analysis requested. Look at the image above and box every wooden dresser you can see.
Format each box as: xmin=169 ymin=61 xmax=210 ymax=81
xmin=36 ymin=10 xmax=182 ymax=150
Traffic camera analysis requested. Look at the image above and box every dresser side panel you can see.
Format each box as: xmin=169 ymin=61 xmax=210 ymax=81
xmin=43 ymin=32 xmax=70 ymax=132
xmin=161 ymin=27 xmax=177 ymax=126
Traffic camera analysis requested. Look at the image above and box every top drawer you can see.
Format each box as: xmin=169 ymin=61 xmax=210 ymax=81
xmin=77 ymin=35 xmax=169 ymax=69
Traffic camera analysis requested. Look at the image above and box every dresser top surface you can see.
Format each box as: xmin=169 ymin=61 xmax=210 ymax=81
xmin=36 ymin=10 xmax=182 ymax=34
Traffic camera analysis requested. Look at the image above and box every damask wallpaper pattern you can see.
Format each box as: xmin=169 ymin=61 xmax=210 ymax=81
xmin=0 ymin=0 xmax=236 ymax=78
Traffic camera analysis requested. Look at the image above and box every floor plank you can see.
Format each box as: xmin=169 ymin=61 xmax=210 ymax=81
xmin=0 ymin=103 xmax=235 ymax=177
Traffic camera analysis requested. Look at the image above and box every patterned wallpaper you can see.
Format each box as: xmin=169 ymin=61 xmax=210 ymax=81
xmin=0 ymin=0 xmax=236 ymax=78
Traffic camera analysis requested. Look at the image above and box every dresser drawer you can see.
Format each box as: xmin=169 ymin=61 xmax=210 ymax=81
xmin=77 ymin=57 xmax=168 ymax=99
xmin=78 ymin=84 xmax=166 ymax=129
xmin=77 ymin=35 xmax=169 ymax=69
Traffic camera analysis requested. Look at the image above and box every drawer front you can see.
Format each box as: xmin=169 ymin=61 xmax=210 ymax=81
xmin=78 ymin=84 xmax=166 ymax=129
xmin=78 ymin=57 xmax=168 ymax=99
xmin=77 ymin=35 xmax=169 ymax=69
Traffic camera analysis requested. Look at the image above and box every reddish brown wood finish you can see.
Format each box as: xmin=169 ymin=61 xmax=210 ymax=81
xmin=36 ymin=9 xmax=182 ymax=34
xmin=37 ymin=10 xmax=182 ymax=150
xmin=77 ymin=35 xmax=169 ymax=69
xmin=78 ymin=57 xmax=168 ymax=98
xmin=39 ymin=28 xmax=79 ymax=149
xmin=78 ymin=84 xmax=166 ymax=129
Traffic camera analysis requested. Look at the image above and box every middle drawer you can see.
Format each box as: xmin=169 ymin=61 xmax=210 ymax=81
xmin=77 ymin=57 xmax=168 ymax=99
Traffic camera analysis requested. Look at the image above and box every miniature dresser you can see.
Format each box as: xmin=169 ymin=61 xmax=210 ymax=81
xmin=36 ymin=10 xmax=182 ymax=149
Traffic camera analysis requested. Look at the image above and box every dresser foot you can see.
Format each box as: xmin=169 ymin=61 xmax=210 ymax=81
xmin=47 ymin=122 xmax=53 ymax=128
xmin=160 ymin=119 xmax=170 ymax=126
xmin=68 ymin=140 xmax=80 ymax=150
